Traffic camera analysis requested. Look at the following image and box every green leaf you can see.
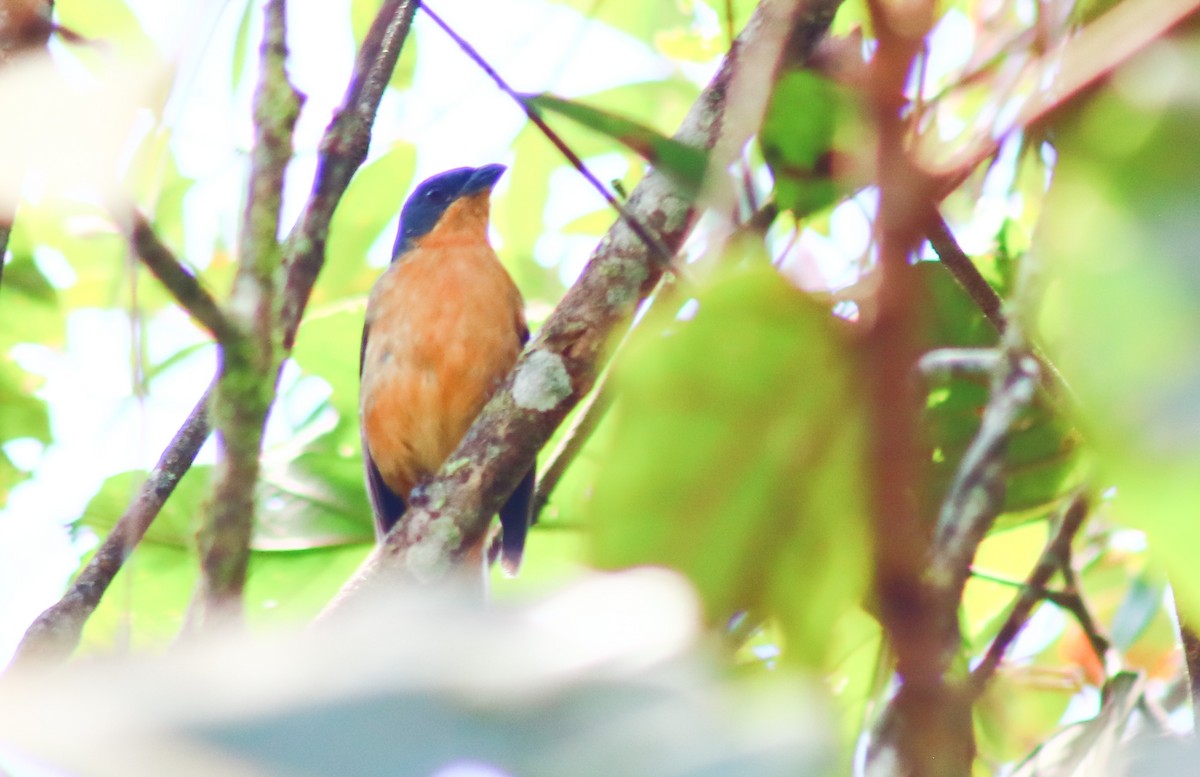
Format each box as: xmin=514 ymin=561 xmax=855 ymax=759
xmin=290 ymin=303 xmax=364 ymax=421
xmin=589 ymin=263 xmax=869 ymax=667
xmin=522 ymin=93 xmax=708 ymax=196
xmin=231 ymin=0 xmax=254 ymax=92
xmin=552 ymin=0 xmax=690 ymax=45
xmin=257 ymin=425 xmax=375 ymax=550
xmin=761 ymin=69 xmax=868 ymax=215
xmin=321 ymin=142 xmax=415 ymax=300
xmin=1032 ymin=38 xmax=1200 ymax=620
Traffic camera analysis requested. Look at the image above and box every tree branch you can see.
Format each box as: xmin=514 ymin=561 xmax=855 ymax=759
xmin=279 ymin=0 xmax=418 ymax=347
xmin=8 ymin=387 xmax=212 ymax=667
xmin=926 ymin=214 xmax=1005 ymax=333
xmin=970 ymin=493 xmax=1091 ymax=693
xmin=120 ymin=211 xmax=237 ymax=342
xmin=928 ymin=327 xmax=1040 ymax=603
xmin=188 ymin=0 xmax=301 ymax=631
xmin=321 ymin=0 xmax=844 ymax=602
xmin=8 ymin=0 xmax=418 ymax=665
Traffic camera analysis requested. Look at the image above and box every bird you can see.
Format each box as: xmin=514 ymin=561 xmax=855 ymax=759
xmin=359 ymin=163 xmax=534 ymax=576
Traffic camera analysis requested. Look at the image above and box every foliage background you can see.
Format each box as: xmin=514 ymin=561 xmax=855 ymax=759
xmin=0 ymin=0 xmax=1198 ymax=775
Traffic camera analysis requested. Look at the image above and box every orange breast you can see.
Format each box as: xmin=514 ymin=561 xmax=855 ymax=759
xmin=360 ymin=227 xmax=524 ymax=501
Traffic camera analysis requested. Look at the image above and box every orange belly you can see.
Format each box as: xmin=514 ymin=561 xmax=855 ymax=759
xmin=360 ymin=239 xmax=524 ymax=500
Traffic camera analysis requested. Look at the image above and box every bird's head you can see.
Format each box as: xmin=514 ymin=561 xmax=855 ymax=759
xmin=392 ymin=163 xmax=506 ymax=258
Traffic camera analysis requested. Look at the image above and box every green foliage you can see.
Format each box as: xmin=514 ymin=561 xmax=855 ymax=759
xmin=1034 ymin=35 xmax=1200 ymax=618
xmin=589 ymin=263 xmax=869 ymax=667
xmin=523 ymin=93 xmax=708 ymax=196
xmin=761 ymin=69 xmax=867 ymax=216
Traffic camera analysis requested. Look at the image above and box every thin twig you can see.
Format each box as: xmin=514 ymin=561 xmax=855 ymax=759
xmin=8 ymin=0 xmax=418 ymax=666
xmin=188 ymin=0 xmax=301 ymax=631
xmin=122 ymin=211 xmax=237 ymax=342
xmin=927 ymin=213 xmax=1005 ymax=332
xmin=970 ymin=493 xmax=1090 ymax=693
xmin=320 ymin=0 xmax=843 ymax=603
xmin=1058 ymin=555 xmax=1112 ymax=662
xmin=420 ymin=2 xmax=677 ymax=266
xmin=1179 ymin=620 xmax=1200 ymax=728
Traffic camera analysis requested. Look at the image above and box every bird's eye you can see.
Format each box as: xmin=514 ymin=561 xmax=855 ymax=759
xmin=424 ymin=187 xmax=448 ymax=204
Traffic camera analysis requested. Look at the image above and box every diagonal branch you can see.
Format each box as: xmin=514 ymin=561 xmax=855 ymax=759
xmin=120 ymin=211 xmax=238 ymax=342
xmin=321 ymin=0 xmax=843 ymax=603
xmin=8 ymin=0 xmax=418 ymax=667
xmin=8 ymin=386 xmax=212 ymax=666
xmin=970 ymin=493 xmax=1091 ymax=693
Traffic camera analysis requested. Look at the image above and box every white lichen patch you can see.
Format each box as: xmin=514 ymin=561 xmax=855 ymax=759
xmin=512 ymin=350 xmax=572 ymax=412
xmin=406 ymin=512 xmax=461 ymax=583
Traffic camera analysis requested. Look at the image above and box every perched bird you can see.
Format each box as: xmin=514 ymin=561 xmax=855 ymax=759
xmin=359 ymin=164 xmax=534 ymax=575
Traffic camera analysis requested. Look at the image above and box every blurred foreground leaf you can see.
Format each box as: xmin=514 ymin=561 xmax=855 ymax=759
xmin=1033 ymin=33 xmax=1200 ymax=617
xmin=590 ymin=263 xmax=869 ymax=667
xmin=4 ymin=570 xmax=835 ymax=777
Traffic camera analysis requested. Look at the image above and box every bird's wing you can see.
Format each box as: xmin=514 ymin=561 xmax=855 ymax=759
xmin=361 ymin=319 xmax=409 ymax=539
xmin=497 ymin=467 xmax=535 ymax=575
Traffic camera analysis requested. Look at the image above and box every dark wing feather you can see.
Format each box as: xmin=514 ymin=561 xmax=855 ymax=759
xmin=364 ymin=441 xmax=408 ymax=540
xmin=361 ymin=319 xmax=408 ymax=539
xmin=497 ymin=467 xmax=535 ymax=575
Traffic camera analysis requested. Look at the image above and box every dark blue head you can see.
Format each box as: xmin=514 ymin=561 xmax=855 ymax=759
xmin=392 ymin=164 xmax=506 ymax=258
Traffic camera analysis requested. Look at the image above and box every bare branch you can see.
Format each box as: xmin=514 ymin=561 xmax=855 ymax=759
xmin=9 ymin=387 xmax=212 ymax=667
xmin=9 ymin=0 xmax=418 ymax=665
xmin=188 ymin=0 xmax=301 ymax=631
xmin=279 ymin=0 xmax=418 ymax=347
xmin=970 ymin=493 xmax=1091 ymax=693
xmin=120 ymin=211 xmax=237 ymax=342
xmin=929 ymin=333 xmax=1041 ymax=602
xmin=321 ymin=0 xmax=843 ymax=603
xmin=926 ymin=214 xmax=1004 ymax=333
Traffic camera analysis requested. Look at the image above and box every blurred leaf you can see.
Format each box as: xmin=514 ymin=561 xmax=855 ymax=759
xmin=78 ymin=539 xmax=371 ymax=651
xmin=1109 ymin=574 xmax=1164 ymax=652
xmin=762 ymin=69 xmax=868 ymax=215
xmin=257 ymin=425 xmax=375 ymax=550
xmin=1033 ymin=34 xmax=1200 ymax=619
xmin=0 ymin=357 xmax=50 ymax=444
xmin=0 ymin=250 xmax=64 ymax=347
xmin=290 ymin=303 xmax=364 ymax=420
xmin=1011 ymin=672 xmax=1143 ymax=777
xmin=231 ymin=0 xmax=254 ymax=92
xmin=554 ymin=0 xmax=691 ymax=45
xmin=589 ymin=262 xmax=869 ymax=667
xmin=320 ymin=142 xmax=415 ymax=300
xmin=55 ymin=0 xmax=159 ymax=60
xmin=522 ymin=93 xmax=708 ymax=196
xmin=917 ymin=262 xmax=1083 ymax=520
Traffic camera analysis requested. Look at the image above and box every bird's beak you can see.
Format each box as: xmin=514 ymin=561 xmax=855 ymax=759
xmin=462 ymin=164 xmax=506 ymax=196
